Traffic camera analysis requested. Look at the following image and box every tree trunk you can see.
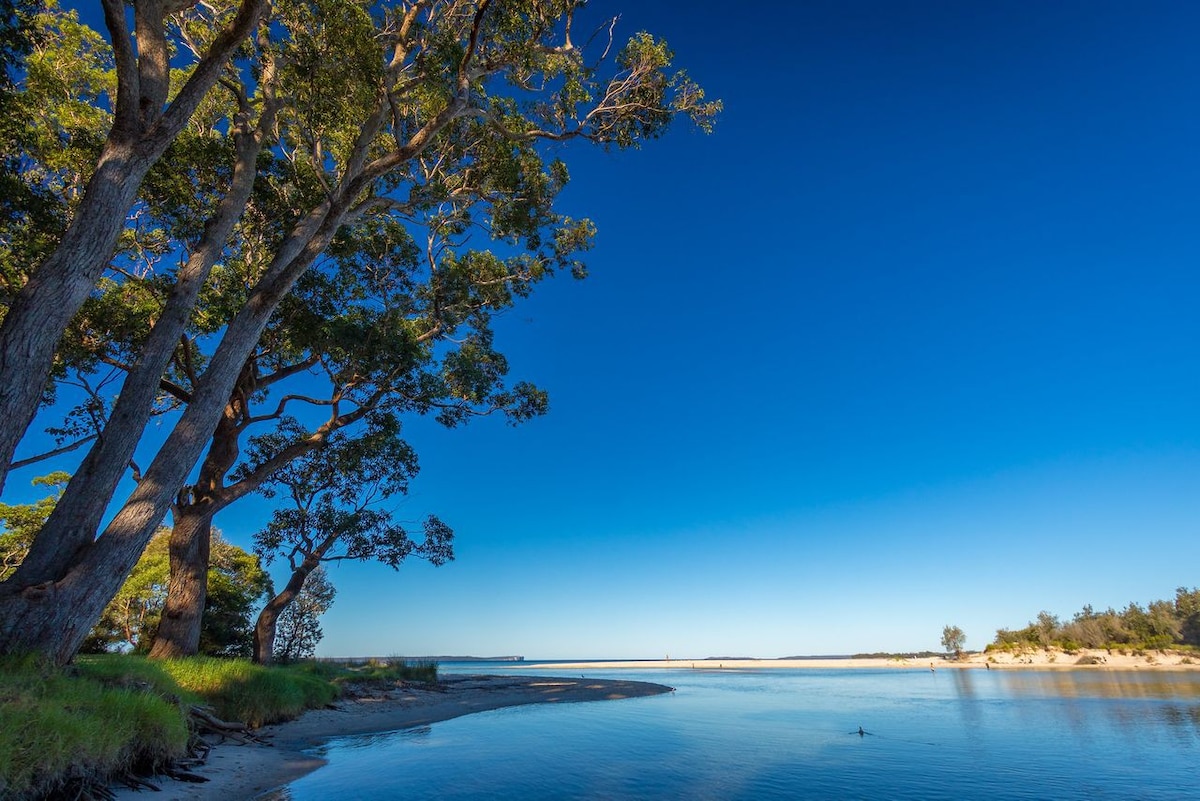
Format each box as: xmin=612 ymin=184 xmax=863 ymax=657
xmin=253 ymin=559 xmax=317 ymax=665
xmin=0 ymin=140 xmax=148 ymax=494
xmin=0 ymin=0 xmax=267 ymax=496
xmin=5 ymin=111 xmax=270 ymax=592
xmin=0 ymin=514 xmax=162 ymax=663
xmin=147 ymin=383 xmax=248 ymax=659
xmin=146 ymin=508 xmax=213 ymax=659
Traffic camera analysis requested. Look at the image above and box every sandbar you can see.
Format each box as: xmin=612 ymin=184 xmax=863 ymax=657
xmin=536 ymin=648 xmax=1200 ymax=672
xmin=110 ymin=674 xmax=672 ymax=801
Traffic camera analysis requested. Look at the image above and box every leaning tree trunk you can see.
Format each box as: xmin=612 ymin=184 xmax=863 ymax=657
xmin=0 ymin=0 xmax=267 ymax=496
xmin=253 ymin=560 xmax=318 ymax=665
xmin=8 ymin=113 xmax=269 ymax=592
xmin=0 ymin=141 xmax=151 ymax=495
xmin=0 ymin=511 xmax=166 ymax=663
xmin=146 ymin=508 xmax=214 ymax=659
xmin=147 ymin=379 xmax=251 ymax=659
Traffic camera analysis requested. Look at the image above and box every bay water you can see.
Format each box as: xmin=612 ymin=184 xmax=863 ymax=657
xmin=267 ymin=663 xmax=1200 ymax=799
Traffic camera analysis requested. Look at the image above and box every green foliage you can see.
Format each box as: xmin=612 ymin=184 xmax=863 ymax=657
xmin=0 ymin=1 xmax=111 ymax=309
xmin=251 ymin=416 xmax=455 ymax=571
xmin=0 ymin=471 xmax=68 ymax=580
xmin=992 ymin=589 xmax=1200 ymax=651
xmin=81 ymin=528 xmax=272 ymax=655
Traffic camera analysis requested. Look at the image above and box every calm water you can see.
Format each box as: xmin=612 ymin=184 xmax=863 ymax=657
xmin=267 ymin=664 xmax=1200 ymax=800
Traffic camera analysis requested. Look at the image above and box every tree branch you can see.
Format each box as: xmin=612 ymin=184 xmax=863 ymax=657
xmin=9 ymin=435 xmax=99 ymax=471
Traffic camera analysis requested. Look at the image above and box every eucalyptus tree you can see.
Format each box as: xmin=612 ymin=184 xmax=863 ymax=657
xmin=148 ymin=216 xmax=543 ymax=659
xmin=0 ymin=0 xmax=267 ymax=493
xmin=0 ymin=0 xmax=718 ymax=664
xmin=249 ymin=419 xmax=454 ymax=664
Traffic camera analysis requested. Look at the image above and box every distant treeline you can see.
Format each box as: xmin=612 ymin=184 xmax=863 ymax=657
xmin=991 ymin=587 xmax=1200 ymax=651
xmin=849 ymin=651 xmax=943 ymax=660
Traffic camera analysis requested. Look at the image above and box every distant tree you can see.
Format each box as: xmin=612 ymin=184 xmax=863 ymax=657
xmin=0 ymin=471 xmax=69 ymax=579
xmin=1175 ymin=587 xmax=1200 ymax=647
xmin=273 ymin=566 xmax=335 ymax=663
xmin=251 ymin=419 xmax=453 ymax=664
xmin=941 ymin=625 xmax=966 ymax=658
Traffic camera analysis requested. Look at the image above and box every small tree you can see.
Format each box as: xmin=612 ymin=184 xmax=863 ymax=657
xmin=273 ymin=566 xmax=335 ymax=663
xmin=0 ymin=472 xmax=69 ymax=579
xmin=941 ymin=625 xmax=966 ymax=659
xmin=251 ymin=416 xmax=453 ymax=664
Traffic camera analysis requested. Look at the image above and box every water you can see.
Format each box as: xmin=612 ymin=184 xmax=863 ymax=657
xmin=268 ymin=665 xmax=1200 ymax=800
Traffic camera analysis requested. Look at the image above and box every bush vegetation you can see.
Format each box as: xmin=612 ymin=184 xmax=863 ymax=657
xmin=988 ymin=587 xmax=1200 ymax=653
xmin=0 ymin=654 xmax=437 ymax=799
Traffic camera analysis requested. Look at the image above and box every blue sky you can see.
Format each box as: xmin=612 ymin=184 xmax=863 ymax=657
xmin=17 ymin=0 xmax=1200 ymax=658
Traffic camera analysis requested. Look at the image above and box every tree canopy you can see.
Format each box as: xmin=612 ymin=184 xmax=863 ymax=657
xmin=991 ymin=589 xmax=1200 ymax=652
xmin=0 ymin=0 xmax=719 ymax=665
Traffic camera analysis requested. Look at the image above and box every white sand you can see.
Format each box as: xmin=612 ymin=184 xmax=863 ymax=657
xmin=539 ymin=648 xmax=1200 ymax=672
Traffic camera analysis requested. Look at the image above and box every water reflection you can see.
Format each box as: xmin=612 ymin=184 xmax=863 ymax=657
xmin=943 ymin=669 xmax=1200 ymax=746
xmin=269 ymin=669 xmax=1200 ymax=801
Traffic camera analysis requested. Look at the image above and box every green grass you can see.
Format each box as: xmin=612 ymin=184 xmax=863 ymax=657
xmin=337 ymin=658 xmax=439 ymax=684
xmin=0 ymin=654 xmax=189 ymax=798
xmin=1 ymin=654 xmax=410 ymax=798
xmin=155 ymin=657 xmax=339 ymax=726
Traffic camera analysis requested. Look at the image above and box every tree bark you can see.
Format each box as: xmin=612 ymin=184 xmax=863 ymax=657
xmin=146 ymin=507 xmax=213 ymax=659
xmin=0 ymin=513 xmax=163 ymax=663
xmin=253 ymin=558 xmax=318 ymax=665
xmin=147 ymin=374 xmax=248 ymax=658
xmin=0 ymin=140 xmax=149 ymax=494
xmin=4 ymin=88 xmax=275 ymax=591
xmin=0 ymin=0 xmax=266 ymax=495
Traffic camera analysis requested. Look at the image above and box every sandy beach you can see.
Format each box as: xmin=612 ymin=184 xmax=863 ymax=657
xmin=539 ymin=647 xmax=1200 ymax=672
xmin=110 ymin=675 xmax=673 ymax=801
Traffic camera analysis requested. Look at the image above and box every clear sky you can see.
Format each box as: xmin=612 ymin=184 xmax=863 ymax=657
xmin=19 ymin=0 xmax=1200 ymax=658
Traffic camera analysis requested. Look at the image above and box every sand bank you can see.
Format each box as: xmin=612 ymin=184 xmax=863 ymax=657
xmin=538 ymin=648 xmax=1200 ymax=672
xmin=110 ymin=674 xmax=671 ymax=801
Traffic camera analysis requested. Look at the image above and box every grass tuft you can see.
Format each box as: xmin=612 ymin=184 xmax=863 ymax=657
xmin=153 ymin=657 xmax=340 ymax=727
xmin=0 ymin=654 xmax=190 ymax=798
xmin=1 ymin=654 xmax=357 ymax=797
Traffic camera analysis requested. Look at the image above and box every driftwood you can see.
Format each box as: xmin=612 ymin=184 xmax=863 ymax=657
xmin=162 ymin=767 xmax=209 ymax=783
xmin=188 ymin=705 xmax=271 ymax=745
xmin=116 ymin=774 xmax=161 ymax=792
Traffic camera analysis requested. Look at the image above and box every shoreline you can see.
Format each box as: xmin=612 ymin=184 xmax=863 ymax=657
xmin=108 ymin=648 xmax=1196 ymax=799
xmin=533 ymin=647 xmax=1200 ymax=671
xmin=110 ymin=675 xmax=673 ymax=801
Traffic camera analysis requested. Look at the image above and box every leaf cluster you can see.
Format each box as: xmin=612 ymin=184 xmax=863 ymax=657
xmin=992 ymin=588 xmax=1200 ymax=652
